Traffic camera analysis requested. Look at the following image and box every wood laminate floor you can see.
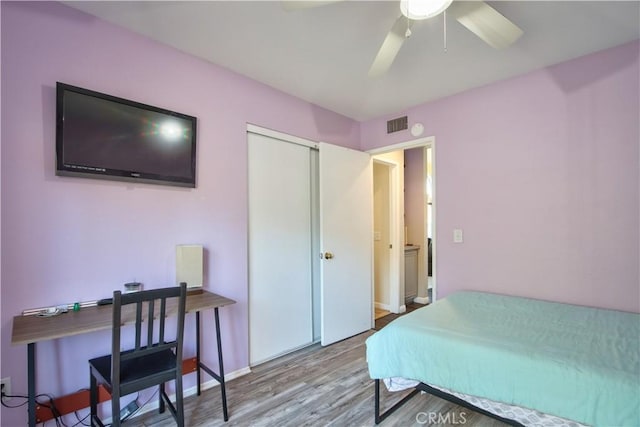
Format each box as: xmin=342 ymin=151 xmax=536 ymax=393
xmin=135 ymin=306 xmax=506 ymax=427
xmin=373 ymin=302 xmax=422 ymax=330
xmin=374 ymin=308 xmax=390 ymax=320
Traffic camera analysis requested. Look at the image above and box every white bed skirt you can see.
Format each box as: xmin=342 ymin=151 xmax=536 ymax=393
xmin=382 ymin=377 xmax=588 ymax=427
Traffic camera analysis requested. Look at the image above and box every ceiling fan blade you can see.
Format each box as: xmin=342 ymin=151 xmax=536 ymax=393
xmin=280 ymin=0 xmax=344 ymax=11
xmin=368 ymin=16 xmax=415 ymax=78
xmin=448 ymin=1 xmax=523 ymax=49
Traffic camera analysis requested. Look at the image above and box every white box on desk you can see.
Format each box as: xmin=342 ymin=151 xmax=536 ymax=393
xmin=176 ymin=244 xmax=203 ymax=289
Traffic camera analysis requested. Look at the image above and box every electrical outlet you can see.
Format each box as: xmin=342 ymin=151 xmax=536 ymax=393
xmin=1 ymin=377 xmax=11 ymax=403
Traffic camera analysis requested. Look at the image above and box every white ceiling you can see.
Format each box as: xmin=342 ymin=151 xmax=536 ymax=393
xmin=65 ymin=1 xmax=639 ymax=121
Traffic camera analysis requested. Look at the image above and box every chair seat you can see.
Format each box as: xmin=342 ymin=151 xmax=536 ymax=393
xmin=89 ymin=348 xmax=178 ymax=391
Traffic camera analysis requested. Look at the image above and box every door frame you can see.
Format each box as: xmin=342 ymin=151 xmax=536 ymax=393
xmin=371 ymin=155 xmax=403 ymax=314
xmin=367 ymin=135 xmax=437 ymax=306
xmin=247 ymin=123 xmax=318 ymax=149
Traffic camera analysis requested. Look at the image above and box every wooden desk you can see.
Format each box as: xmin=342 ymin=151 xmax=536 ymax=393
xmin=12 ymin=290 xmax=235 ymax=427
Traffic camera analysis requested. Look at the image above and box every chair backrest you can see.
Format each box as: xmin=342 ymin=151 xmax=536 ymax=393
xmin=110 ymin=283 xmax=187 ymax=385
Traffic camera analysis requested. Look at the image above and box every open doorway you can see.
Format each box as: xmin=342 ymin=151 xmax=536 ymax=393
xmin=371 ymin=151 xmax=403 ymax=314
xmin=373 ymin=160 xmax=394 ymax=319
xmin=369 ymin=136 xmax=436 ymax=315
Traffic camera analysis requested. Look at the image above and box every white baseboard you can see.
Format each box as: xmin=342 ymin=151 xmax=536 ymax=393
xmin=413 ymin=296 xmax=429 ymax=304
xmin=121 ymin=366 xmax=252 ymax=422
xmin=374 ymin=302 xmax=391 ymax=311
xmin=185 ymin=366 xmax=252 ymax=395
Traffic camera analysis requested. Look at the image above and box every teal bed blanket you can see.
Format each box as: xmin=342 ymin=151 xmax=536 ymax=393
xmin=366 ymin=291 xmax=640 ymax=426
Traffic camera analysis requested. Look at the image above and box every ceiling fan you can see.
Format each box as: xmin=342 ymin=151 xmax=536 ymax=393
xmin=282 ymin=0 xmax=523 ymax=77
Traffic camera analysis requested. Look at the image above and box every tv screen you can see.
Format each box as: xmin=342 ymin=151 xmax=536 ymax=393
xmin=56 ymin=82 xmax=197 ymax=188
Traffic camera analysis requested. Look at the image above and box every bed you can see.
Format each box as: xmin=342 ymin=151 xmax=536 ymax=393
xmin=366 ymin=291 xmax=640 ymax=426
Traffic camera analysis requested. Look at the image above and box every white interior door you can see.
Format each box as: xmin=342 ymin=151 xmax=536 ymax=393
xmin=319 ymin=142 xmax=373 ymax=346
xmin=248 ymin=132 xmax=313 ymax=365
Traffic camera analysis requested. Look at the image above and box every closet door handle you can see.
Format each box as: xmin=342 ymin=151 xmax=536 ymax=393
xmin=323 ymin=252 xmax=334 ymax=260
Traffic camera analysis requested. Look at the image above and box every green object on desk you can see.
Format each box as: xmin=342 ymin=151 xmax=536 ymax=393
xmin=73 ymin=302 xmax=80 ymax=312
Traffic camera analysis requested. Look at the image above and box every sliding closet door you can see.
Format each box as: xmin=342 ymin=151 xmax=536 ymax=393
xmin=248 ymin=133 xmax=313 ymax=365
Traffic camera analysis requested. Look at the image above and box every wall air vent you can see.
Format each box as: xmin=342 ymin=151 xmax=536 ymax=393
xmin=387 ymin=116 xmax=408 ymax=134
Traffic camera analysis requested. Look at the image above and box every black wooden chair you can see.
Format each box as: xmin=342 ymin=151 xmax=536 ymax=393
xmin=89 ymin=283 xmax=187 ymax=426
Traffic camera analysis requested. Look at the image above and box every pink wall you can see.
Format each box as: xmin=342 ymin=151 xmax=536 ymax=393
xmin=0 ymin=2 xmax=359 ymax=424
xmin=362 ymin=40 xmax=640 ymax=313
xmin=1 ymin=2 xmax=638 ymax=424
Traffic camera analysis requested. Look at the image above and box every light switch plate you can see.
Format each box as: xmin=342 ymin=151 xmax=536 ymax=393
xmin=453 ymin=229 xmax=463 ymax=243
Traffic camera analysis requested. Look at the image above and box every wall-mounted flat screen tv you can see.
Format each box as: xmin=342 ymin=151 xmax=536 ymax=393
xmin=56 ymin=82 xmax=197 ymax=188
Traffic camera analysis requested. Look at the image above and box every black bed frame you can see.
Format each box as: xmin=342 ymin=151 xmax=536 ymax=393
xmin=374 ymin=379 xmax=525 ymax=426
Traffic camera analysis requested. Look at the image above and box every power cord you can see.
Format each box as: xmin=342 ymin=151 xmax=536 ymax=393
xmin=118 ymin=389 xmax=156 ymax=424
xmin=78 ymin=390 xmax=141 ymax=427
xmin=119 ymin=392 xmax=145 ymax=423
xmin=70 ymin=411 xmax=90 ymax=427
xmin=71 ymin=388 xmax=91 ymax=427
xmin=1 ymin=391 xmax=67 ymax=427
xmin=1 ymin=385 xmax=147 ymax=426
xmin=1 ymin=387 xmax=93 ymax=427
xmin=68 ymin=388 xmax=136 ymax=427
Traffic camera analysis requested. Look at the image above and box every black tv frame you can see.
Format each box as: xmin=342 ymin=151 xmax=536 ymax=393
xmin=56 ymin=82 xmax=197 ymax=188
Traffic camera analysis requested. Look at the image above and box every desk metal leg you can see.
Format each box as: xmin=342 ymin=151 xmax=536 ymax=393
xmin=27 ymin=343 xmax=36 ymax=427
xmin=214 ymin=308 xmax=228 ymax=421
xmin=196 ymin=311 xmax=201 ymax=396
xmin=195 ymin=308 xmax=228 ymax=421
